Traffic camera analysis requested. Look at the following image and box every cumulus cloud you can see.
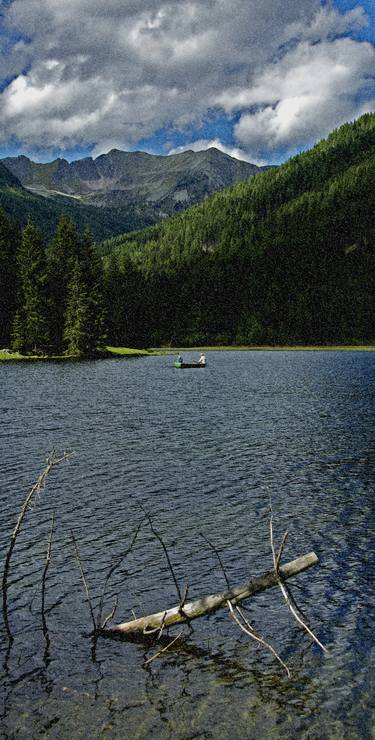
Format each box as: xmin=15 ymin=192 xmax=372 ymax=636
xmin=0 ymin=0 xmax=373 ymax=161
xmin=233 ymin=37 xmax=375 ymax=157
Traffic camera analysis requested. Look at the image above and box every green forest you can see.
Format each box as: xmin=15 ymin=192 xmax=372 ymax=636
xmin=1 ymin=113 xmax=374 ymax=355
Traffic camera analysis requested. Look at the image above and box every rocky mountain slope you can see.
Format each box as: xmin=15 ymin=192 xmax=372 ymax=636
xmin=2 ymin=147 xmax=263 ymax=213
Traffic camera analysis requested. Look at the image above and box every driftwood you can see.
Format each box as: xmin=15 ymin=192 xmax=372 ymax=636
xmin=2 ymin=451 xmax=72 ymax=640
xmin=105 ymin=551 xmax=318 ymax=636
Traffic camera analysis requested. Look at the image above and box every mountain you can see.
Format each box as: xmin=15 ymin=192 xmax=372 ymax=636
xmin=2 ymin=148 xmax=263 ymax=213
xmin=0 ymin=167 xmax=159 ymax=242
xmin=102 ymin=113 xmax=375 ymax=346
xmin=0 ymin=160 xmax=22 ymax=188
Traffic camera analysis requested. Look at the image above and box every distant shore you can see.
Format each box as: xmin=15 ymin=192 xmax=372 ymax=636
xmin=1 ymin=343 xmax=375 ymax=362
xmin=163 ymin=344 xmax=375 ymax=352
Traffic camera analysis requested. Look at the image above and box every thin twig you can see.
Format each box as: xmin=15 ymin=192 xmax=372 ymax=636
xmin=143 ymin=610 xmax=167 ymax=636
xmin=276 ymin=531 xmax=288 ymax=570
xmin=101 ymin=597 xmax=118 ymax=630
xmin=144 ymin=632 xmax=183 ymax=665
xmin=140 ymin=505 xmax=182 ymax=602
xmin=227 ymin=600 xmax=291 ymax=678
xmin=71 ymin=530 xmax=96 ymax=633
xmin=41 ymin=512 xmax=55 ymax=634
xmin=2 ymin=451 xmax=72 ymax=640
xmin=200 ymin=533 xmax=230 ymax=589
xmin=97 ymin=517 xmax=145 ymax=628
xmin=179 ymin=583 xmax=189 ymax=611
xmin=269 ymin=506 xmax=328 ymax=653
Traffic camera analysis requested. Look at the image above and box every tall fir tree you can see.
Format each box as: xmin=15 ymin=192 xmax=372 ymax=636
xmin=47 ymin=215 xmax=80 ymax=351
xmin=0 ymin=209 xmax=20 ymax=347
xmin=63 ymin=257 xmax=98 ymax=356
xmin=79 ymin=228 xmax=106 ymax=348
xmin=12 ymin=221 xmax=50 ymax=354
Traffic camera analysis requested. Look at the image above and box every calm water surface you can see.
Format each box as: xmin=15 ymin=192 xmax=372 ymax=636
xmin=0 ymin=351 xmax=374 ymax=739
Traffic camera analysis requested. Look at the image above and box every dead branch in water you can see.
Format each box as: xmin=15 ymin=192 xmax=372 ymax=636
xmin=41 ymin=512 xmax=55 ymax=635
xmin=227 ymin=600 xmax=291 ymax=678
xmin=269 ymin=504 xmax=328 ymax=654
xmin=97 ymin=517 xmax=146 ymax=629
xmin=71 ymin=530 xmax=97 ymax=633
xmin=2 ymin=450 xmax=72 ymax=640
xmin=104 ymin=551 xmax=319 ymax=636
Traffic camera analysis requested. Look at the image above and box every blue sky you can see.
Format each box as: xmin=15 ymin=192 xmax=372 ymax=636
xmin=0 ymin=0 xmax=374 ymax=165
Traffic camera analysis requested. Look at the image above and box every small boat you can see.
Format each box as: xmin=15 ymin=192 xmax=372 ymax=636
xmin=175 ymin=362 xmax=206 ymax=368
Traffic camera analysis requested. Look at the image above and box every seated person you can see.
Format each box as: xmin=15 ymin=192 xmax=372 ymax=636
xmin=177 ymin=353 xmax=183 ymax=363
xmin=199 ymin=352 xmax=206 ymax=365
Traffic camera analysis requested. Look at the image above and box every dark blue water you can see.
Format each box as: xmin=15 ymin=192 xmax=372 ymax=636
xmin=0 ymin=351 xmax=374 ymax=739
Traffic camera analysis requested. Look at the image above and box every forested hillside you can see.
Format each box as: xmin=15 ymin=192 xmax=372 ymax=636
xmin=0 ymin=174 xmax=157 ymax=242
xmin=1 ymin=114 xmax=374 ymax=354
xmin=103 ymin=113 xmax=375 ymax=346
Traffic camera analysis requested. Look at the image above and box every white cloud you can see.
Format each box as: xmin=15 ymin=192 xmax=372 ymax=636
xmin=233 ymin=37 xmax=375 ymax=155
xmin=0 ymin=0 xmax=373 ymax=161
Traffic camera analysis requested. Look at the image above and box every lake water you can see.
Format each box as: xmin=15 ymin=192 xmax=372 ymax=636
xmin=0 ymin=351 xmax=374 ymax=739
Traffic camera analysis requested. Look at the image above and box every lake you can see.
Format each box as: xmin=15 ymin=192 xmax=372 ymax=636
xmin=0 ymin=350 xmax=374 ymax=739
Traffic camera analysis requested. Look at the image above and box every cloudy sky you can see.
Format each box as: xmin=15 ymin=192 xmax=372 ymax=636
xmin=0 ymin=0 xmax=374 ymax=164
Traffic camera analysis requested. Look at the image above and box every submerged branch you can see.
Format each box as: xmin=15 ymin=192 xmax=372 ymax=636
xmin=105 ymin=551 xmax=318 ymax=636
xmin=2 ymin=451 xmax=72 ymax=640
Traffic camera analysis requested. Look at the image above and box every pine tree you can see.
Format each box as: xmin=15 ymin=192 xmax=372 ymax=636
xmin=47 ymin=215 xmax=80 ymax=351
xmin=0 ymin=209 xmax=20 ymax=347
xmin=12 ymin=221 xmax=50 ymax=354
xmin=79 ymin=228 xmax=106 ymax=348
xmin=63 ymin=258 xmax=96 ymax=356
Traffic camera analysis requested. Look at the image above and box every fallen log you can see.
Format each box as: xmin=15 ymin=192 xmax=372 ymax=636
xmin=105 ymin=550 xmax=318 ymax=636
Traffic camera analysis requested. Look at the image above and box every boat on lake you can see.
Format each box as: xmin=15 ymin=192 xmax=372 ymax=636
xmin=175 ymin=362 xmax=206 ymax=368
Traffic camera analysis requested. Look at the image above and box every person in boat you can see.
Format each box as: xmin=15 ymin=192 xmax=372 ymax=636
xmin=199 ymin=352 xmax=206 ymax=365
xmin=177 ymin=353 xmax=183 ymax=364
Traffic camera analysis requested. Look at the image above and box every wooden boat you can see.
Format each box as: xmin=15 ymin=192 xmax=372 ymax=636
xmin=175 ymin=362 xmax=206 ymax=368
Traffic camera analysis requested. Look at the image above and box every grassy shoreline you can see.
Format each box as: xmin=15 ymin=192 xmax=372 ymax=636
xmin=1 ymin=343 xmax=375 ymax=362
xmin=160 ymin=344 xmax=375 ymax=353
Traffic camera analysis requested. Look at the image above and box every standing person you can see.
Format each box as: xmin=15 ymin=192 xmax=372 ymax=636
xmin=199 ymin=352 xmax=206 ymax=365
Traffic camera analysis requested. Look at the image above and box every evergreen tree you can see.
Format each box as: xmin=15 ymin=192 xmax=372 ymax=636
xmin=0 ymin=209 xmax=20 ymax=347
xmin=47 ymin=215 xmax=80 ymax=351
xmin=79 ymin=228 xmax=106 ymax=348
xmin=12 ymin=221 xmax=50 ymax=354
xmin=63 ymin=258 xmax=94 ymax=356
xmin=63 ymin=231 xmax=106 ymax=356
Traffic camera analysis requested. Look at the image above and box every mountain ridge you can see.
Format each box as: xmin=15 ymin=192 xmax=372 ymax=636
xmin=2 ymin=147 xmax=263 ymax=212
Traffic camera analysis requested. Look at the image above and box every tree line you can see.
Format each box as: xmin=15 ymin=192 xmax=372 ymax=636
xmin=0 ymin=213 xmax=105 ymax=356
xmin=1 ymin=113 xmax=374 ymax=355
xmin=103 ymin=113 xmax=375 ymax=346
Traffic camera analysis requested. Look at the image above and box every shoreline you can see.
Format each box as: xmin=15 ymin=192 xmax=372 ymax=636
xmin=1 ymin=343 xmax=375 ymax=362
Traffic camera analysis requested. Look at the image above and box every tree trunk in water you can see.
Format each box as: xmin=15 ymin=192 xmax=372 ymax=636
xmin=105 ymin=551 xmax=318 ymax=636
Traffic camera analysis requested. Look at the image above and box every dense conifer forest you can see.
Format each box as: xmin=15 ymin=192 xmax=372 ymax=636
xmin=0 ymin=114 xmax=374 ymax=355
xmin=103 ymin=113 xmax=375 ymax=347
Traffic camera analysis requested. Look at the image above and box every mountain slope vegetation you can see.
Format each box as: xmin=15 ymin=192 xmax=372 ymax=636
xmin=0 ymin=172 xmax=157 ymax=242
xmin=103 ymin=113 xmax=375 ymax=346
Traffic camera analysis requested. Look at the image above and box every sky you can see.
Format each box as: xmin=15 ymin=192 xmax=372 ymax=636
xmin=0 ymin=0 xmax=374 ymax=165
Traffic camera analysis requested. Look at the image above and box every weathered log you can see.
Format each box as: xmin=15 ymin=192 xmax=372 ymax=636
xmin=106 ymin=551 xmax=318 ymax=636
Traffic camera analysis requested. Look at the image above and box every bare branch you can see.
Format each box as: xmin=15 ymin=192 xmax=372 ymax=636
xmin=269 ymin=509 xmax=327 ymax=653
xmin=107 ymin=551 xmax=319 ymax=635
xmin=228 ymin=600 xmax=291 ymax=678
xmin=71 ymin=529 xmax=96 ymax=633
xmin=144 ymin=632 xmax=183 ymax=666
xmin=276 ymin=531 xmax=288 ymax=570
xmin=101 ymin=597 xmax=118 ymax=630
xmin=41 ymin=512 xmax=55 ymax=633
xmin=2 ymin=450 xmax=72 ymax=640
xmin=200 ymin=533 xmax=230 ymax=589
xmin=140 ymin=505 xmax=182 ymax=603
xmin=97 ymin=517 xmax=145 ymax=629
